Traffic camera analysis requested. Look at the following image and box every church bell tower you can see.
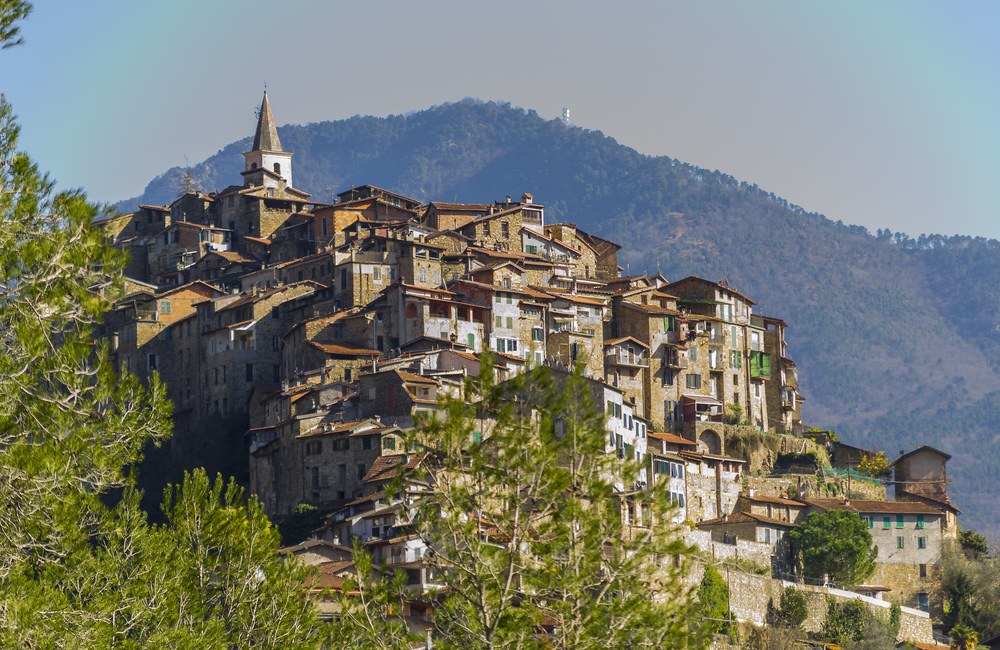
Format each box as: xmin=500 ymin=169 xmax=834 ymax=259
xmin=242 ymin=92 xmax=293 ymax=189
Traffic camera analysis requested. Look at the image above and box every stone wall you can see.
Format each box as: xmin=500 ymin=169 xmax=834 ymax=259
xmin=686 ymin=560 xmax=935 ymax=645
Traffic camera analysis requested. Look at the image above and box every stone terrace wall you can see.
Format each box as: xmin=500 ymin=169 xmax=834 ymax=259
xmin=686 ymin=561 xmax=935 ymax=645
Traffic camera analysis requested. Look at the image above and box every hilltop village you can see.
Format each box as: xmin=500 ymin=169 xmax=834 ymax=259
xmin=96 ymin=95 xmax=963 ymax=644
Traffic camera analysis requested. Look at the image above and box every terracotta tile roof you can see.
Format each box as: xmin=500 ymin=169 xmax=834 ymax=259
xmin=740 ymin=511 xmax=797 ymax=528
xmin=697 ymin=512 xmax=754 ymax=527
xmin=742 ymin=493 xmax=805 ymax=507
xmin=346 ymin=490 xmax=385 ymax=507
xmin=278 ymin=538 xmax=353 ymax=556
xmin=667 ymin=276 xmax=757 ymax=306
xmin=305 ymin=560 xmax=356 ymax=590
xmin=362 ymin=454 xmax=419 ymax=484
xmin=309 ymin=341 xmax=381 ymax=356
xmin=243 ymin=236 xmax=272 ymax=245
xmin=697 ymin=511 xmax=794 ymax=528
xmin=679 ymin=450 xmax=746 ymax=464
xmin=620 ymin=301 xmax=679 ymax=316
xmin=892 ymin=445 xmax=952 ymax=464
xmin=604 ymin=336 xmax=650 ymax=349
xmin=429 ymin=202 xmax=492 ymax=211
xmin=801 ymin=498 xmax=943 ymax=515
xmin=210 ymin=250 xmax=255 ymax=264
xmin=396 ymin=370 xmax=440 ymax=385
xmin=648 ymin=431 xmax=697 ymax=446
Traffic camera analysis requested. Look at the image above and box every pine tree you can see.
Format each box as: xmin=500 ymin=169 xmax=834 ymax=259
xmin=406 ymin=362 xmax=704 ymax=649
xmin=0 ymin=5 xmax=322 ymax=645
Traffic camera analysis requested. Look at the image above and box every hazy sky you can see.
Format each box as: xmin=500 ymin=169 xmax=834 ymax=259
xmin=2 ymin=1 xmax=999 ymax=238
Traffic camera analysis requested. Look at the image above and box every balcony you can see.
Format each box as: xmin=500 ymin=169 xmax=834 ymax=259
xmin=605 ymin=349 xmax=649 ymax=368
xmin=749 ymin=351 xmax=772 ymax=378
xmin=664 ymin=352 xmax=688 ymax=369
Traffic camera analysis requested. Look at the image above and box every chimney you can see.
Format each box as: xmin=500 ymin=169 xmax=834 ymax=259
xmin=521 ymin=192 xmax=533 ymax=204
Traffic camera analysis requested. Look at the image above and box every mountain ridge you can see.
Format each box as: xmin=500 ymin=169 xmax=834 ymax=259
xmin=115 ymin=99 xmax=1000 ymax=538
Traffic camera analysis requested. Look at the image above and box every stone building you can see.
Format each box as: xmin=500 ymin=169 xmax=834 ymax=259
xmin=891 ymin=445 xmax=959 ymax=537
xmin=800 ymin=498 xmax=945 ymax=615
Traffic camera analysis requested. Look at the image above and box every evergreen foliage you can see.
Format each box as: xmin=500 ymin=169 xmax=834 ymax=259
xmin=941 ymin=538 xmax=1000 ymax=641
xmin=958 ymin=528 xmax=990 ymax=560
xmin=405 ymin=361 xmax=704 ymax=649
xmin=775 ymin=585 xmax=807 ymax=629
xmin=0 ymin=7 xmax=321 ymax=644
xmin=697 ymin=565 xmax=730 ymax=637
xmin=786 ymin=510 xmax=877 ymax=587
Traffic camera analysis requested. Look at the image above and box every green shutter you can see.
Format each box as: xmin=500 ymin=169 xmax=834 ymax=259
xmin=896 ymin=514 xmax=904 ymax=529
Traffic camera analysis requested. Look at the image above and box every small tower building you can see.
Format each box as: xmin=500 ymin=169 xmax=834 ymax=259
xmin=242 ymin=92 xmax=293 ymax=190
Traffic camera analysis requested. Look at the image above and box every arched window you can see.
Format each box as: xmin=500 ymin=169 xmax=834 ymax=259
xmin=250 ymin=162 xmax=257 ymax=169
xmin=273 ymin=162 xmax=281 ymax=175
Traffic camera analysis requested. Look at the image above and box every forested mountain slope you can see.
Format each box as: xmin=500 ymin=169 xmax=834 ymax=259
xmin=118 ymin=100 xmax=1000 ymax=537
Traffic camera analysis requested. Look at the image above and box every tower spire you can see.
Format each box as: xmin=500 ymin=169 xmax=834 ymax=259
xmin=252 ymin=92 xmax=283 ymax=153
xmin=243 ymin=91 xmax=293 ymax=188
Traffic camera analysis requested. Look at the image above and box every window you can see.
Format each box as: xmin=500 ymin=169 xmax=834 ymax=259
xmin=311 ymin=467 xmax=319 ymax=490
xmin=501 ymin=221 xmax=509 ymax=237
xmin=665 ymin=400 xmax=678 ymax=422
xmin=918 ymin=536 xmax=927 ymax=550
xmin=340 ymin=268 xmax=347 ymax=289
xmin=338 ymin=464 xmax=346 ymax=484
xmin=495 ymin=293 xmax=501 ymax=303
xmin=159 ymin=301 xmax=171 ymax=314
xmin=883 ymin=516 xmax=891 ymax=530
xmin=273 ymin=162 xmax=281 ymax=175
xmin=357 ymin=463 xmax=367 ymax=480
xmin=896 ymin=514 xmax=904 ymax=529
xmin=373 ymin=266 xmax=381 ymax=281
xmin=689 ymin=345 xmax=697 ymax=362
xmin=362 ymin=436 xmax=372 ymax=451
xmin=305 ymin=440 xmax=322 ymax=455
xmin=663 ymin=369 xmax=674 ymax=386
xmin=919 ymin=563 xmax=927 ymax=578
xmin=246 ymin=363 xmax=254 ymax=381
xmin=686 ymin=374 xmax=701 ymax=389
xmin=148 ymin=354 xmax=158 ymax=371
xmin=383 ymin=436 xmax=396 ymax=450
xmin=897 ymin=536 xmax=904 ymax=549
xmin=867 ymin=516 xmax=874 ymax=529
xmin=495 ymin=315 xmax=502 ymax=328
xmin=531 ymin=327 xmax=544 ymax=341
xmin=917 ymin=592 xmax=929 ymax=612
xmin=506 ymin=317 xmax=513 ymax=328
xmin=916 ymin=514 xmax=925 ymax=529
xmin=271 ymin=306 xmax=280 ymax=320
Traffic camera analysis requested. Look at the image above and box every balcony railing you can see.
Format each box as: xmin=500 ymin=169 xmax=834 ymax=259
xmin=605 ymin=350 xmax=649 ymax=367
xmin=750 ymin=351 xmax=772 ymax=378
